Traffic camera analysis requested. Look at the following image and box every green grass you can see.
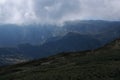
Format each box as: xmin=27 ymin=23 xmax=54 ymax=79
xmin=1 ymin=39 xmax=120 ymax=80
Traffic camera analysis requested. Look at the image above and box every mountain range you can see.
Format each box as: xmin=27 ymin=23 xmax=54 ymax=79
xmin=0 ymin=37 xmax=120 ymax=80
xmin=0 ymin=20 xmax=120 ymax=66
xmin=0 ymin=20 xmax=120 ymax=47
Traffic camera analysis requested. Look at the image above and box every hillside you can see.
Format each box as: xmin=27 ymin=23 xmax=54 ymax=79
xmin=35 ymin=32 xmax=101 ymax=57
xmin=0 ymin=20 xmax=120 ymax=66
xmin=0 ymin=39 xmax=120 ymax=80
xmin=0 ymin=32 xmax=102 ymax=66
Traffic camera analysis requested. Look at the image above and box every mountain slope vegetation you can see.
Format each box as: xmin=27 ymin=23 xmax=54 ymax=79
xmin=0 ymin=39 xmax=120 ymax=80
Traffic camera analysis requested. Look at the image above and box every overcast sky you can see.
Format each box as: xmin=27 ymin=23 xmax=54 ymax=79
xmin=0 ymin=0 xmax=120 ymax=24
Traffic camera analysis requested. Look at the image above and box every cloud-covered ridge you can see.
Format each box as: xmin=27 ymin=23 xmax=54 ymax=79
xmin=0 ymin=0 xmax=120 ymax=24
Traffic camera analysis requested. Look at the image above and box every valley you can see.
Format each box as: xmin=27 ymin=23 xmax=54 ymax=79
xmin=0 ymin=38 xmax=120 ymax=80
xmin=0 ymin=20 xmax=120 ymax=66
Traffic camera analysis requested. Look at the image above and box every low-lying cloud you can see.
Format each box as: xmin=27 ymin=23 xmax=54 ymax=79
xmin=0 ymin=0 xmax=120 ymax=24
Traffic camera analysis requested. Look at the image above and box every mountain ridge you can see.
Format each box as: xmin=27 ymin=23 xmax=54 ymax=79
xmin=0 ymin=38 xmax=120 ymax=80
xmin=0 ymin=20 xmax=120 ymax=66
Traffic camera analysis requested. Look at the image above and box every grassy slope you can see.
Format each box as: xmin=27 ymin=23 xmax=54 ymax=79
xmin=0 ymin=39 xmax=120 ymax=80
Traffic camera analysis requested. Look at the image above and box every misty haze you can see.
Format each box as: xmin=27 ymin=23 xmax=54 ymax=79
xmin=0 ymin=0 xmax=120 ymax=80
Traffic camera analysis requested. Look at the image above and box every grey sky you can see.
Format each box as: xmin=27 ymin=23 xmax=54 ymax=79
xmin=0 ymin=0 xmax=120 ymax=24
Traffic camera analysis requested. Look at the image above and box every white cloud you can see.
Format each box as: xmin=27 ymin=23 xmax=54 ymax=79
xmin=0 ymin=0 xmax=36 ymax=24
xmin=78 ymin=0 xmax=120 ymax=20
xmin=33 ymin=0 xmax=81 ymax=24
xmin=0 ymin=0 xmax=6 ymax=4
xmin=0 ymin=0 xmax=120 ymax=24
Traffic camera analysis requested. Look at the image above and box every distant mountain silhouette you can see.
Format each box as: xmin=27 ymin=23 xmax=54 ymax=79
xmin=0 ymin=20 xmax=120 ymax=66
xmin=0 ymin=32 xmax=101 ymax=66
xmin=0 ymin=20 xmax=120 ymax=47
xmin=36 ymin=32 xmax=101 ymax=56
